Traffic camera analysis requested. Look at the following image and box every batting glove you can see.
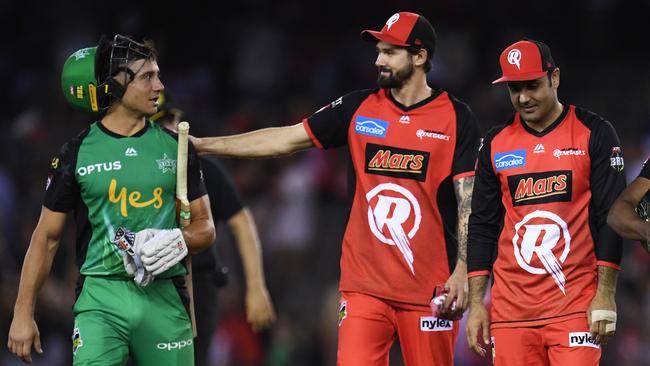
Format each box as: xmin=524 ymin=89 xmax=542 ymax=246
xmin=113 ymin=227 xmax=158 ymax=287
xmin=122 ymin=253 xmax=154 ymax=287
xmin=140 ymin=228 xmax=188 ymax=276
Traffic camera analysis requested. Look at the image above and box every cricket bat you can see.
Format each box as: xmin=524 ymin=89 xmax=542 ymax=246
xmin=176 ymin=121 xmax=197 ymax=337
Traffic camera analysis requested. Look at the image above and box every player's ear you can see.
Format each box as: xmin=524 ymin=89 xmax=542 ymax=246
xmin=550 ymin=68 xmax=560 ymax=89
xmin=414 ymin=48 xmax=428 ymax=68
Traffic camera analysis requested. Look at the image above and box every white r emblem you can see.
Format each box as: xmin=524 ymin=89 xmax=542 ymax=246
xmin=512 ymin=210 xmax=571 ymax=294
xmin=366 ymin=183 xmax=421 ymax=274
xmin=508 ymin=49 xmax=522 ymax=70
xmin=386 ymin=13 xmax=400 ymax=30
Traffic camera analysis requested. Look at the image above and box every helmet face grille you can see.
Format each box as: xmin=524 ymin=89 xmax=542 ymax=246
xmin=107 ymin=35 xmax=152 ymax=84
xmin=100 ymin=35 xmax=153 ymax=111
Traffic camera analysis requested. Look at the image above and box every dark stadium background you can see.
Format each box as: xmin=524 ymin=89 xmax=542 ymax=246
xmin=1 ymin=1 xmax=648 ymax=365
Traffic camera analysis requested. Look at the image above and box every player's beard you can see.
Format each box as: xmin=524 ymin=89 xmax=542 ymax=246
xmin=377 ymin=60 xmax=415 ymax=89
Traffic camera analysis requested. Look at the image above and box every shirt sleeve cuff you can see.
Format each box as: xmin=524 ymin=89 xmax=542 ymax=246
xmin=468 ymin=270 xmax=490 ymax=278
xmin=596 ymin=260 xmax=621 ymax=271
xmin=302 ymin=118 xmax=324 ymax=150
xmin=453 ymin=170 xmax=475 ymax=181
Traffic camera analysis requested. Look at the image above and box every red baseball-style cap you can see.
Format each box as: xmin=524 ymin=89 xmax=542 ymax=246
xmin=361 ymin=12 xmax=437 ymax=59
xmin=492 ymin=39 xmax=556 ymax=84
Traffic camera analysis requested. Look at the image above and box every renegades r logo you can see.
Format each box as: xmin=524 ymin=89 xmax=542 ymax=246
xmin=365 ymin=143 xmax=430 ymax=181
xmin=507 ymin=170 xmax=572 ymax=206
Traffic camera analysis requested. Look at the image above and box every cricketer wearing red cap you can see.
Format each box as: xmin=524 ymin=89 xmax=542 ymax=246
xmin=465 ymin=39 xmax=625 ymax=366
xmin=192 ymin=11 xmax=480 ymax=366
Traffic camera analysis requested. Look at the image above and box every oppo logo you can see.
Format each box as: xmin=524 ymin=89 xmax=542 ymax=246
xmin=156 ymin=339 xmax=193 ymax=351
xmin=77 ymin=161 xmax=122 ymax=176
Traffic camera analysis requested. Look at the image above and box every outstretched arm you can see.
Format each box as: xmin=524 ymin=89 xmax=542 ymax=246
xmin=8 ymin=207 xmax=67 ymax=363
xmin=228 ymin=208 xmax=276 ymax=331
xmin=607 ymin=176 xmax=650 ymax=243
xmin=192 ymin=123 xmax=314 ymax=158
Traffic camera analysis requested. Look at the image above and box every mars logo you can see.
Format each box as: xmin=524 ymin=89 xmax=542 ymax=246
xmin=507 ymin=170 xmax=572 ymax=206
xmin=366 ymin=183 xmax=422 ymax=274
xmin=512 ymin=210 xmax=571 ymax=294
xmin=365 ymin=143 xmax=429 ymax=181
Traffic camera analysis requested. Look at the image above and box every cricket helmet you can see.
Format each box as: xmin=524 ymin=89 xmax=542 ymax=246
xmin=60 ymin=35 xmax=155 ymax=114
xmin=60 ymin=46 xmax=104 ymax=114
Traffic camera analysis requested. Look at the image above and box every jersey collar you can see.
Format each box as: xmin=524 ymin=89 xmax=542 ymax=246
xmin=519 ymin=104 xmax=569 ymax=137
xmin=385 ymin=88 xmax=443 ymax=112
xmin=97 ymin=120 xmax=151 ymax=138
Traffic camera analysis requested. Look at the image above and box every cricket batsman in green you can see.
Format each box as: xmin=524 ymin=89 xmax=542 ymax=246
xmin=7 ymin=34 xmax=215 ymax=365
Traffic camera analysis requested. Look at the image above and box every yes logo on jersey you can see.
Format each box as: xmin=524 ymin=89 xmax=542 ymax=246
xmin=365 ymin=143 xmax=429 ymax=181
xmin=494 ymin=149 xmax=526 ymax=171
xmin=366 ymin=183 xmax=421 ymax=274
xmin=355 ymin=116 xmax=388 ymax=138
xmin=108 ymin=179 xmax=163 ymax=217
xmin=507 ymin=171 xmax=572 ymax=206
xmin=512 ymin=210 xmax=571 ymax=294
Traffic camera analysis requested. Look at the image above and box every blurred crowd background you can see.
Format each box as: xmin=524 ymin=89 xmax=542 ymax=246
xmin=1 ymin=0 xmax=649 ymax=365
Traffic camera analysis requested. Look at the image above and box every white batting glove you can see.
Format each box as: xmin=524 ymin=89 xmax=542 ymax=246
xmin=122 ymin=253 xmax=154 ymax=287
xmin=113 ymin=227 xmax=158 ymax=287
xmin=134 ymin=229 xmax=161 ymax=251
xmin=140 ymin=228 xmax=188 ymax=276
xmin=122 ymin=252 xmax=137 ymax=275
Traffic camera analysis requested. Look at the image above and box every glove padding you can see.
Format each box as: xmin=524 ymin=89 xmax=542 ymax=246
xmin=113 ymin=227 xmax=157 ymax=287
xmin=122 ymin=253 xmax=153 ymax=287
xmin=140 ymin=228 xmax=188 ymax=276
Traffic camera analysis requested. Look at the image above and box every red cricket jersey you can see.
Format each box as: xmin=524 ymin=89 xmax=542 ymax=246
xmin=468 ymin=105 xmax=625 ymax=328
xmin=304 ymin=88 xmax=480 ymax=309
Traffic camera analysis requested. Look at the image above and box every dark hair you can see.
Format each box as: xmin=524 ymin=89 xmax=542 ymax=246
xmin=96 ymin=35 xmax=157 ymax=83
xmin=407 ymin=46 xmax=432 ymax=73
xmin=95 ymin=35 xmax=158 ymax=112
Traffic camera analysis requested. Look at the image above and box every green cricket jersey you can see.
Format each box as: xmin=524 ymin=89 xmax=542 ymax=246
xmin=44 ymin=120 xmax=206 ymax=278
